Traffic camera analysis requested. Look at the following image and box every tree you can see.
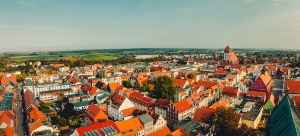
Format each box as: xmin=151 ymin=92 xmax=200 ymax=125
xmin=239 ymin=56 xmax=245 ymax=64
xmin=148 ymin=84 xmax=154 ymax=92
xmin=61 ymin=103 xmax=76 ymax=119
xmin=68 ymin=116 xmax=80 ymax=127
xmin=58 ymin=117 xmax=67 ymax=127
xmin=140 ymin=80 xmax=149 ymax=92
xmin=122 ymin=80 xmax=132 ymax=88
xmin=153 ymin=75 xmax=176 ymax=101
xmin=50 ymin=115 xmax=59 ymax=125
xmin=209 ymin=107 xmax=256 ymax=136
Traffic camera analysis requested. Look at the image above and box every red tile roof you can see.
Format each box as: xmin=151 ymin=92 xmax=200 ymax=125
xmin=172 ymin=128 xmax=186 ymax=136
xmin=193 ymin=108 xmax=216 ymax=124
xmin=155 ymin=98 xmax=171 ymax=109
xmin=76 ymin=120 xmax=120 ymax=136
xmin=173 ymin=99 xmax=193 ymax=113
xmin=147 ymin=127 xmax=172 ymax=136
xmin=284 ymin=80 xmax=300 ymax=94
xmin=173 ymin=78 xmax=188 ymax=88
xmin=0 ymin=110 xmax=14 ymax=127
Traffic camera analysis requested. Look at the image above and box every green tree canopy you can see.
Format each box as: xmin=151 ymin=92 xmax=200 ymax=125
xmin=153 ymin=75 xmax=176 ymax=101
xmin=209 ymin=107 xmax=256 ymax=136
xmin=122 ymin=80 xmax=132 ymax=88
xmin=58 ymin=117 xmax=67 ymax=127
xmin=140 ymin=80 xmax=149 ymax=92
xmin=68 ymin=116 xmax=81 ymax=127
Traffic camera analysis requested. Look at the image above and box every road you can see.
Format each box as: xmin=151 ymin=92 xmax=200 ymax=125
xmin=15 ymin=83 xmax=25 ymax=136
xmin=15 ymin=102 xmax=25 ymax=136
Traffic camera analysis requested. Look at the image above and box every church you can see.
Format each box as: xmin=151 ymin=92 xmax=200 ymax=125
xmin=223 ymin=45 xmax=239 ymax=64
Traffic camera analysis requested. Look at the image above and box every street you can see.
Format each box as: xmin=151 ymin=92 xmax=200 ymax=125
xmin=15 ymin=83 xmax=25 ymax=136
xmin=15 ymin=103 xmax=25 ymax=136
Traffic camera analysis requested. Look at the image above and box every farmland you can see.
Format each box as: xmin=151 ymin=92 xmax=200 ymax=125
xmin=9 ymin=52 xmax=120 ymax=62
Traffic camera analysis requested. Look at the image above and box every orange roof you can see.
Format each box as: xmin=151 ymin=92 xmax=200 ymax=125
xmin=137 ymin=76 xmax=149 ymax=85
xmin=230 ymin=52 xmax=238 ymax=63
xmin=121 ymin=106 xmax=137 ymax=116
xmin=209 ymin=99 xmax=230 ymax=110
xmin=147 ymin=127 xmax=172 ymax=136
xmin=4 ymin=126 xmax=14 ymax=136
xmin=121 ymin=75 xmax=130 ymax=80
xmin=115 ymin=117 xmax=144 ymax=136
xmin=173 ymin=99 xmax=193 ymax=113
xmin=1 ymin=73 xmax=17 ymax=86
xmin=260 ymin=71 xmax=272 ymax=87
xmin=246 ymin=91 xmax=266 ymax=101
xmin=284 ymin=80 xmax=300 ymax=94
xmin=109 ymin=82 xmax=121 ymax=91
xmin=29 ymin=105 xmax=48 ymax=122
xmin=173 ymin=78 xmax=188 ymax=88
xmin=172 ymin=128 xmax=186 ymax=136
xmin=0 ymin=110 xmax=14 ymax=127
xmin=222 ymin=86 xmax=239 ymax=97
xmin=193 ymin=108 xmax=216 ymax=124
xmin=85 ymin=103 xmax=107 ymax=121
xmin=227 ymin=74 xmax=235 ymax=80
xmin=193 ymin=80 xmax=218 ymax=89
xmin=291 ymin=96 xmax=300 ymax=107
xmin=53 ymin=63 xmax=64 ymax=68
xmin=29 ymin=119 xmax=43 ymax=132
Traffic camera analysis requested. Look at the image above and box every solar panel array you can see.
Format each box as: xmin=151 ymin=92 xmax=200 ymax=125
xmin=83 ymin=126 xmax=118 ymax=136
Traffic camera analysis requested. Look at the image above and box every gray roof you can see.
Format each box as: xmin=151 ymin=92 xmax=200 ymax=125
xmin=73 ymin=101 xmax=91 ymax=107
xmin=273 ymin=79 xmax=284 ymax=89
xmin=0 ymin=93 xmax=14 ymax=111
xmin=174 ymin=119 xmax=209 ymax=135
xmin=23 ymin=80 xmax=34 ymax=86
xmin=138 ymin=114 xmax=154 ymax=124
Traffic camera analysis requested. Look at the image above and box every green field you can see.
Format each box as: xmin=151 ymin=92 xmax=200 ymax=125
xmin=10 ymin=52 xmax=120 ymax=62
xmin=81 ymin=53 xmax=120 ymax=61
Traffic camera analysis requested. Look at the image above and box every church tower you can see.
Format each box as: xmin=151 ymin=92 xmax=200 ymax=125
xmin=224 ymin=45 xmax=231 ymax=61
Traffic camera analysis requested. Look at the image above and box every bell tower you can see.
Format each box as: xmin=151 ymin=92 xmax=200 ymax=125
xmin=224 ymin=45 xmax=231 ymax=61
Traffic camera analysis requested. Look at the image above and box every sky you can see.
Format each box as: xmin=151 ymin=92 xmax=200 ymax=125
xmin=1 ymin=0 xmax=300 ymax=52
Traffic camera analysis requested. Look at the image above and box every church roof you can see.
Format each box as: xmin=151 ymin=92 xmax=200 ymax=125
xmin=267 ymin=96 xmax=300 ymax=136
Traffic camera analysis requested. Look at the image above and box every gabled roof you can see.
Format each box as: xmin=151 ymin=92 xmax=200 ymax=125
xmin=108 ymin=82 xmax=121 ymax=91
xmin=173 ymin=78 xmax=188 ymax=88
xmin=121 ymin=107 xmax=137 ymax=117
xmin=284 ymin=80 xmax=300 ymax=94
xmin=76 ymin=120 xmax=120 ymax=136
xmin=155 ymin=98 xmax=171 ymax=109
xmin=193 ymin=108 xmax=216 ymax=124
xmin=0 ymin=110 xmax=14 ymax=127
xmin=267 ymin=97 xmax=300 ymax=136
xmin=172 ymin=128 xmax=186 ymax=136
xmin=29 ymin=119 xmax=43 ymax=133
xmin=115 ymin=117 xmax=144 ymax=135
xmin=85 ymin=103 xmax=106 ymax=119
xmin=138 ymin=114 xmax=154 ymax=124
xmin=193 ymin=80 xmax=218 ymax=89
xmin=173 ymin=99 xmax=193 ymax=113
xmin=147 ymin=127 xmax=172 ymax=136
xmin=209 ymin=99 xmax=230 ymax=110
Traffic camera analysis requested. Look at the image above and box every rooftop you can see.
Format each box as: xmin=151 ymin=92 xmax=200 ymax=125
xmin=0 ymin=93 xmax=14 ymax=111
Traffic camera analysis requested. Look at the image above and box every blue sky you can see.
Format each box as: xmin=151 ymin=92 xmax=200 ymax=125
xmin=1 ymin=0 xmax=300 ymax=52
